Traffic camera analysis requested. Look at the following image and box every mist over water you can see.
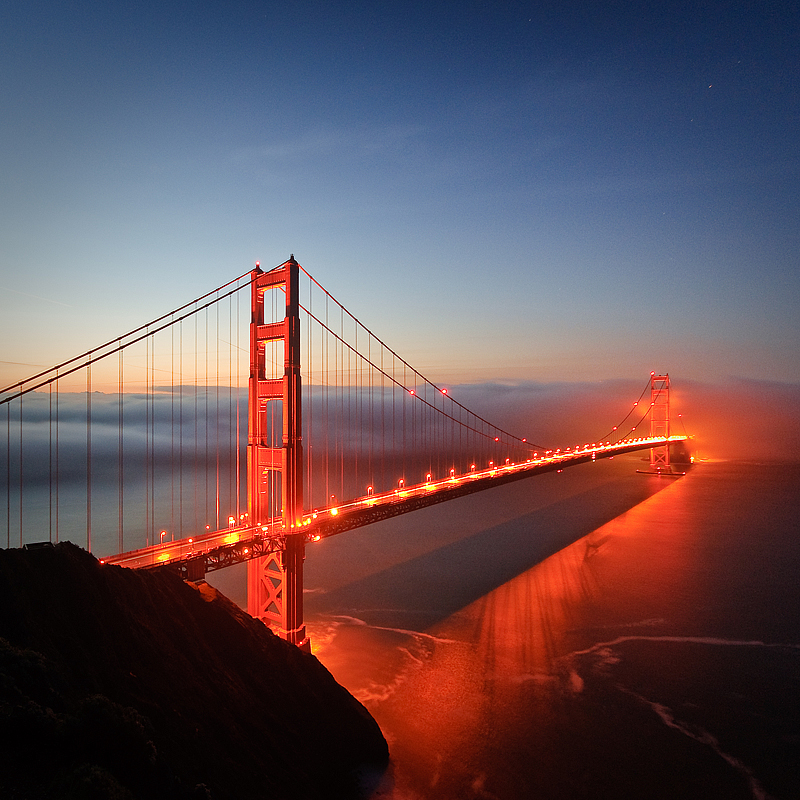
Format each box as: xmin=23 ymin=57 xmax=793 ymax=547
xmin=4 ymin=374 xmax=797 ymax=552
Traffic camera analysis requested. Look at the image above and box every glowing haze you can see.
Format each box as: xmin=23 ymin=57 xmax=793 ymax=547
xmin=1 ymin=2 xmax=798 ymax=458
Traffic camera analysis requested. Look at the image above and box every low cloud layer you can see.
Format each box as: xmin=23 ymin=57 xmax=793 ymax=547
xmin=451 ymin=378 xmax=800 ymax=463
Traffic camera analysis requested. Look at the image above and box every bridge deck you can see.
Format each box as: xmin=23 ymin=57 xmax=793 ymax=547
xmin=103 ymin=436 xmax=687 ymax=577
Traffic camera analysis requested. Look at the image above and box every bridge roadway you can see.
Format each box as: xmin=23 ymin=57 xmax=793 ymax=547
xmin=103 ymin=436 xmax=687 ymax=579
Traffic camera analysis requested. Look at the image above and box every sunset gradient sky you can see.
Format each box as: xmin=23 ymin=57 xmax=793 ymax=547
xmin=2 ymin=2 xmax=798 ymax=412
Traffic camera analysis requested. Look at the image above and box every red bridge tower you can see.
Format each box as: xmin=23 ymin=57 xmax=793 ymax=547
xmin=246 ymin=257 xmax=308 ymax=649
xmin=649 ymin=373 xmax=671 ymax=473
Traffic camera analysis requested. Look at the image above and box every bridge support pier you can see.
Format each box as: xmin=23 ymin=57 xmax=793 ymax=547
xmin=246 ymin=257 xmax=309 ymax=650
xmin=246 ymin=537 xmax=306 ymax=646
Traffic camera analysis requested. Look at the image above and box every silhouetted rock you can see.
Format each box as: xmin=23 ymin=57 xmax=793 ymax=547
xmin=0 ymin=542 xmax=388 ymax=799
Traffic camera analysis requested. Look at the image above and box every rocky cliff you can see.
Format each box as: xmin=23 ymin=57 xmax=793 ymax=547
xmin=0 ymin=542 xmax=388 ymax=799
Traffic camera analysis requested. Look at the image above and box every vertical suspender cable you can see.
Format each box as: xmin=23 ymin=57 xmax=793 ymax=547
xmin=6 ymin=403 xmax=10 ymax=548
xmin=228 ymin=292 xmax=233 ymax=525
xmin=193 ymin=311 xmax=198 ymax=534
xmin=169 ymin=315 xmax=180 ymax=540
xmin=150 ymin=332 xmax=157 ymax=541
xmin=86 ymin=361 xmax=91 ymax=552
xmin=235 ymin=293 xmax=240 ymax=520
xmin=339 ymin=305 xmax=343 ymax=501
xmin=305 ymin=277 xmax=313 ymax=509
xmin=119 ymin=347 xmax=124 ymax=552
xmin=324 ymin=293 xmax=329 ymax=505
xmin=49 ymin=382 xmax=52 ymax=542
xmin=19 ymin=395 xmax=23 ymax=546
xmin=215 ymin=298 xmax=220 ymax=530
xmin=179 ymin=319 xmax=184 ymax=538
xmin=145 ymin=336 xmax=150 ymax=545
xmin=55 ymin=375 xmax=59 ymax=544
xmin=171 ymin=319 xmax=175 ymax=539
xmin=204 ymin=307 xmax=209 ymax=528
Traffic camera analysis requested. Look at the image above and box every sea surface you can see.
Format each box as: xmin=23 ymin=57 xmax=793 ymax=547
xmin=300 ymin=459 xmax=800 ymax=800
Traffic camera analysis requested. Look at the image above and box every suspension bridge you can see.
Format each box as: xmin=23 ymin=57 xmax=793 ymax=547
xmin=1 ymin=257 xmax=687 ymax=650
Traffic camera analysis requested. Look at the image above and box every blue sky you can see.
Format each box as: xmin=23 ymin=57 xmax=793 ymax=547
xmin=2 ymin=1 xmax=799 ymax=390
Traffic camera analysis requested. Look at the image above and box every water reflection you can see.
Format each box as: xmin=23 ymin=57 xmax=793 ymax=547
xmin=308 ymin=479 xmax=691 ymax=798
xmin=309 ymin=466 xmax=800 ymax=799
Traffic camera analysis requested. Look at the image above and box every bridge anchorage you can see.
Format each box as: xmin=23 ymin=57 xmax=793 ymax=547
xmin=3 ymin=256 xmax=688 ymax=651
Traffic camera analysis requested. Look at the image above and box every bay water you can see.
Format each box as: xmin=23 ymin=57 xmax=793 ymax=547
xmin=301 ymin=459 xmax=800 ymax=799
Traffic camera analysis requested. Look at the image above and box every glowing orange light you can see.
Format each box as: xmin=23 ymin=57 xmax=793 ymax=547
xmin=409 ymin=389 xmax=415 ymax=395
xmin=441 ymin=388 xmax=447 ymax=394
xmin=330 ymin=508 xmax=339 ymax=516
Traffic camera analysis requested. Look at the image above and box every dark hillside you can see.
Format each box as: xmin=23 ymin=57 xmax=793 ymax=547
xmin=0 ymin=542 xmax=388 ymax=799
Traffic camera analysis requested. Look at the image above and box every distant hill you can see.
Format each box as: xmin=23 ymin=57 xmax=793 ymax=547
xmin=0 ymin=542 xmax=388 ymax=799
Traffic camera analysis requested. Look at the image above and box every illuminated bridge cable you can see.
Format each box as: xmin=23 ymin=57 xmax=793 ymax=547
xmin=0 ymin=275 xmax=255 ymax=405
xmin=3 ymin=270 xmax=253 ymax=555
xmin=299 ymin=300 xmax=542 ymax=452
xmin=620 ymin=389 xmax=665 ymax=442
xmin=298 ymin=265 xmax=542 ymax=452
xmin=595 ymin=378 xmax=652 ymax=444
xmin=0 ymin=270 xmax=254 ymax=402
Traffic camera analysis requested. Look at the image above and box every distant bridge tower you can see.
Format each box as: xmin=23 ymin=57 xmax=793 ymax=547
xmin=246 ymin=257 xmax=308 ymax=649
xmin=649 ymin=373 xmax=671 ymax=473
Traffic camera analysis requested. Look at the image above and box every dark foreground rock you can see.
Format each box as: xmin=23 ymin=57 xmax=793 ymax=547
xmin=0 ymin=542 xmax=388 ymax=799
